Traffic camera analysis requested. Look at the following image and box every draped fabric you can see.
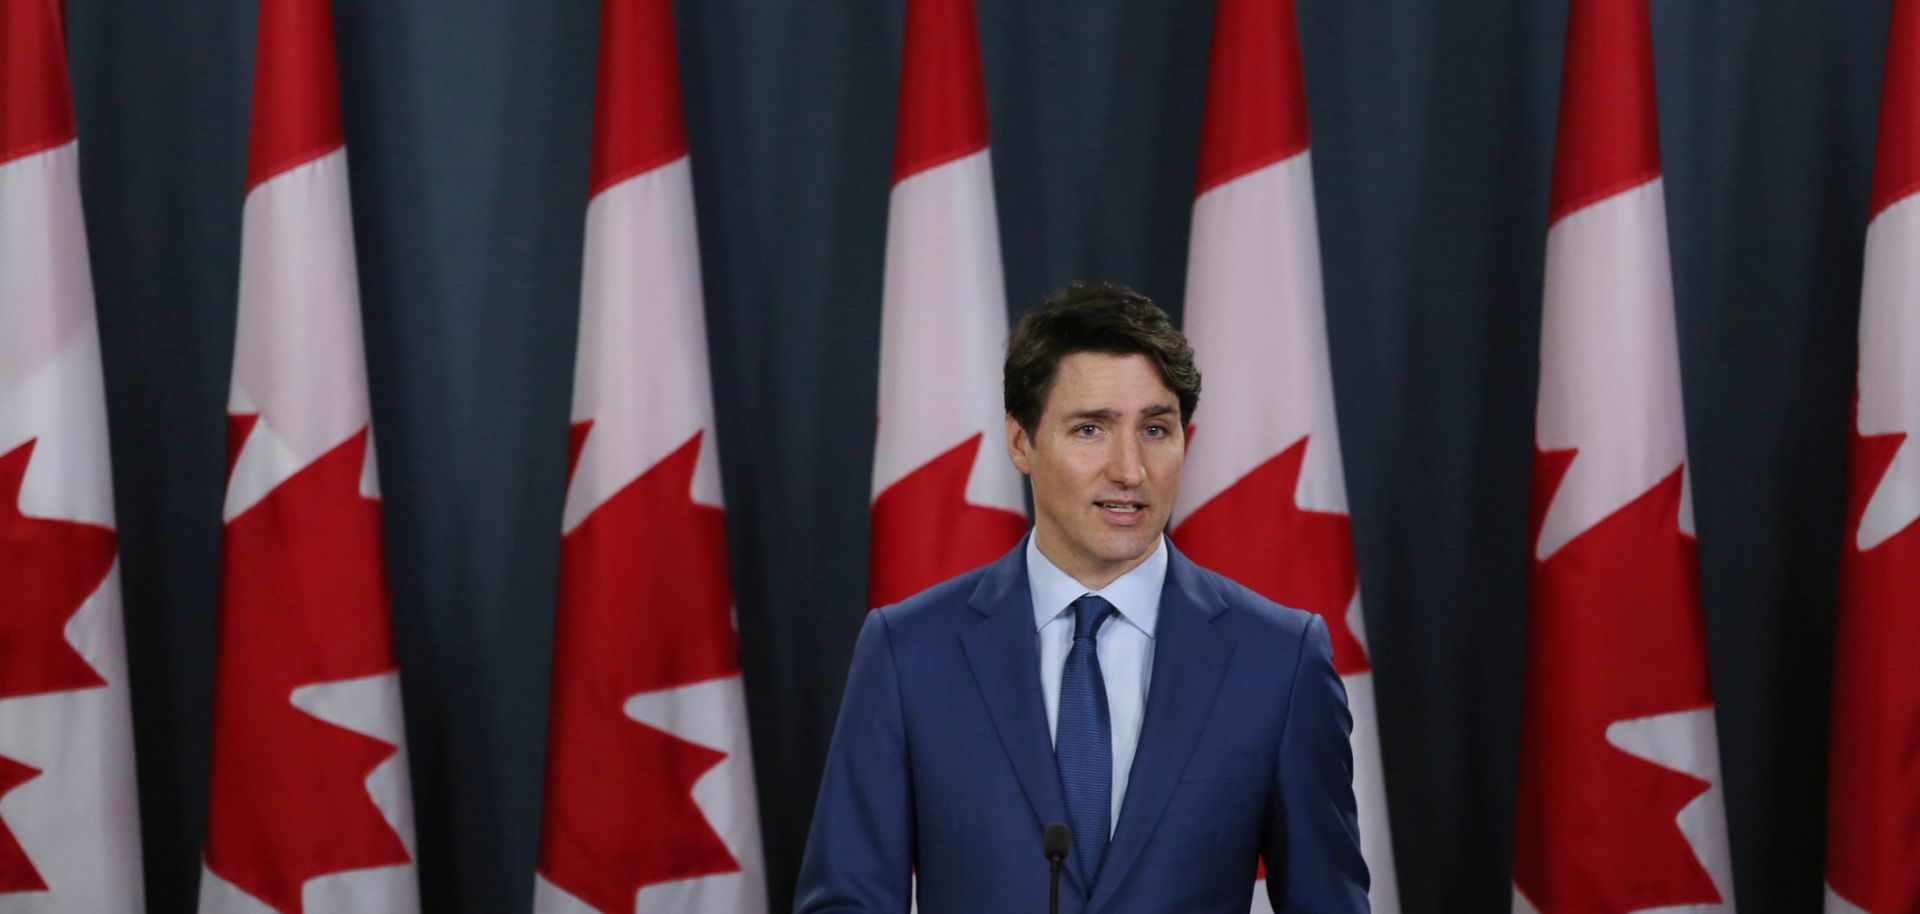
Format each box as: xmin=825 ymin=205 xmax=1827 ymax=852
xmin=0 ymin=0 xmax=146 ymax=906
xmin=62 ymin=0 xmax=1877 ymax=911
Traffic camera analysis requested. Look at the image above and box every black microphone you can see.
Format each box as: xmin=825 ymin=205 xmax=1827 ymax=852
xmin=1043 ymin=822 xmax=1071 ymax=914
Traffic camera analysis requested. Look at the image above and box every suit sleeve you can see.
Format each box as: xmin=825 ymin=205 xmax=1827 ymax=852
xmin=792 ymin=610 xmax=914 ymax=914
xmin=1264 ymin=614 xmax=1371 ymax=913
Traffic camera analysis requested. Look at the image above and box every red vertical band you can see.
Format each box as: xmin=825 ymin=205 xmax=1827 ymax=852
xmin=1193 ymin=0 xmax=1311 ymax=197
xmin=1872 ymin=0 xmax=1920 ymax=219
xmin=246 ymin=0 xmax=345 ymax=191
xmin=1547 ymin=0 xmax=1662 ymax=225
xmin=588 ymin=0 xmax=688 ymax=198
xmin=892 ymin=0 xmax=990 ymax=183
xmin=1 ymin=0 xmax=76 ymax=163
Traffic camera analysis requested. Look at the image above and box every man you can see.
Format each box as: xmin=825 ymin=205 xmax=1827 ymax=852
xmin=796 ymin=283 xmax=1369 ymax=913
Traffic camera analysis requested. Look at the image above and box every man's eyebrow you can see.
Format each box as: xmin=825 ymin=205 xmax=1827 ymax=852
xmin=1062 ymin=405 xmax=1177 ymax=422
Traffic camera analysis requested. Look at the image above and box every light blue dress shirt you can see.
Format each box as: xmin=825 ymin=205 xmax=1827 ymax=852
xmin=1027 ymin=532 xmax=1167 ymax=835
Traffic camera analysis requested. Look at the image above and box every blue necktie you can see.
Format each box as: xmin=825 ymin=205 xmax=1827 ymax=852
xmin=1056 ymin=594 xmax=1114 ymax=882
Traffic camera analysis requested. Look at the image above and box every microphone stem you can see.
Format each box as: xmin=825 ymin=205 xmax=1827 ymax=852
xmin=1048 ymin=859 xmax=1061 ymax=914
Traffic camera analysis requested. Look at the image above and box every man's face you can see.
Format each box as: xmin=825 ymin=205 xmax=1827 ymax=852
xmin=1008 ymin=351 xmax=1185 ymax=590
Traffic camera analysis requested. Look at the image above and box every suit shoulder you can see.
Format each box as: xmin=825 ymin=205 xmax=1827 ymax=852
xmin=872 ymin=565 xmax=991 ymax=638
xmin=1189 ymin=562 xmax=1320 ymax=645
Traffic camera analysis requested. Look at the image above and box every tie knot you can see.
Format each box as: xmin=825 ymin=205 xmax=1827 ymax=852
xmin=1070 ymin=595 xmax=1114 ymax=640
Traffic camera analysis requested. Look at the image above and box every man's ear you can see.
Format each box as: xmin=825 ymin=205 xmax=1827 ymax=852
xmin=1006 ymin=413 xmax=1032 ymax=476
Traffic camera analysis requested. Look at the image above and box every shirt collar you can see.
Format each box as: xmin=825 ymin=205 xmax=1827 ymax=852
xmin=1026 ymin=530 xmax=1166 ymax=638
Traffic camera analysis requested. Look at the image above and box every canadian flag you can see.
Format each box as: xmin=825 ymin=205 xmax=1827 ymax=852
xmin=199 ymin=0 xmax=420 ymax=911
xmin=1 ymin=0 xmax=147 ymax=908
xmin=1825 ymin=0 xmax=1920 ymax=911
xmin=868 ymin=0 xmax=1027 ymax=609
xmin=530 ymin=0 xmax=767 ymax=911
xmin=1167 ymin=0 xmax=1397 ymax=910
xmin=1511 ymin=1 xmax=1735 ymax=912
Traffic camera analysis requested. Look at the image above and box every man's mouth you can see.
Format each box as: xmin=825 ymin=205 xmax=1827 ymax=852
xmin=1096 ymin=501 xmax=1144 ymax=514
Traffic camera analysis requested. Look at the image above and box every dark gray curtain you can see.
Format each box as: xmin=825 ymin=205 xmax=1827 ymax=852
xmin=62 ymin=0 xmax=1884 ymax=911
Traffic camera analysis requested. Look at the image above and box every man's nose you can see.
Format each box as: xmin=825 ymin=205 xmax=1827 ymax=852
xmin=1106 ymin=434 xmax=1145 ymax=487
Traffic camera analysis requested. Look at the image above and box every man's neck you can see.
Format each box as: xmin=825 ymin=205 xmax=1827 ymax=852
xmin=1032 ymin=527 xmax=1158 ymax=592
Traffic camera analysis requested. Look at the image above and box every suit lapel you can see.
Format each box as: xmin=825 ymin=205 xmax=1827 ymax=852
xmin=1088 ymin=546 xmax=1233 ymax=912
xmin=958 ymin=544 xmax=1088 ymax=894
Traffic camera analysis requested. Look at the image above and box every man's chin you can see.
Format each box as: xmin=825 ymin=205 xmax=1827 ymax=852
xmin=1094 ymin=532 xmax=1161 ymax=568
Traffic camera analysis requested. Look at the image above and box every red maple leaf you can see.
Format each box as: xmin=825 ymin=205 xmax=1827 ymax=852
xmin=0 ymin=756 xmax=49 ymax=893
xmin=1512 ymin=449 xmax=1720 ymax=914
xmin=204 ymin=424 xmax=410 ymax=914
xmin=1171 ymin=435 xmax=1370 ymax=675
xmin=538 ymin=428 xmax=743 ymax=913
xmin=0 ymin=438 xmax=117 ymax=891
xmin=226 ymin=413 xmax=259 ymax=483
xmin=0 ymin=439 xmax=115 ymax=699
xmin=869 ymin=433 xmax=1028 ymax=607
xmin=1826 ymin=422 xmax=1920 ymax=913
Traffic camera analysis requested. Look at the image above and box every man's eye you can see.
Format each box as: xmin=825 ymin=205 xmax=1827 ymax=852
xmin=1074 ymin=425 xmax=1100 ymax=437
xmin=1144 ymin=426 xmax=1166 ymax=438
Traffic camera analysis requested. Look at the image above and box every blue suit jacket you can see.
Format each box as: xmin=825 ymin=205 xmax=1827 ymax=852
xmin=794 ymin=540 xmax=1370 ymax=913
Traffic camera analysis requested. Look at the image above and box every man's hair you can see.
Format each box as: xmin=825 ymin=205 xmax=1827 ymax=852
xmin=1004 ymin=282 xmax=1201 ymax=435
